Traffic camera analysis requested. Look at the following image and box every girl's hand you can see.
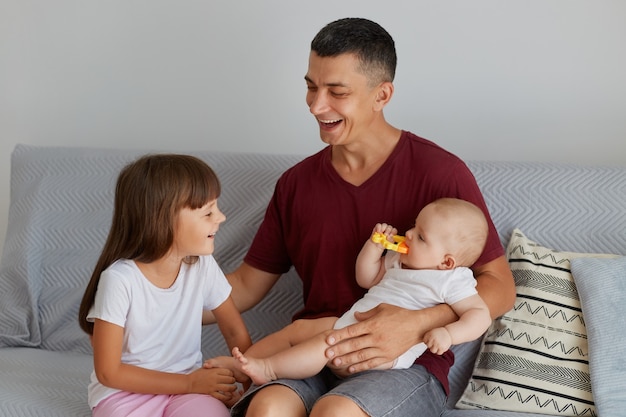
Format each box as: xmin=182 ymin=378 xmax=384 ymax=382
xmin=199 ymin=360 xmax=248 ymax=406
xmin=204 ymin=355 xmax=251 ymax=390
xmin=188 ymin=367 xmax=237 ymax=402
xmin=223 ymin=388 xmax=243 ymax=408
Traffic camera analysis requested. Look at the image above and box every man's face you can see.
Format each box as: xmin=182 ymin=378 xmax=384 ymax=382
xmin=305 ymin=52 xmax=381 ymax=146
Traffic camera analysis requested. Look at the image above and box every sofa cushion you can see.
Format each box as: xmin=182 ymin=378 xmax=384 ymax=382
xmin=0 ymin=147 xmax=126 ymax=353
xmin=571 ymin=256 xmax=626 ymax=417
xmin=0 ymin=347 xmax=92 ymax=417
xmin=457 ymin=229 xmax=617 ymax=416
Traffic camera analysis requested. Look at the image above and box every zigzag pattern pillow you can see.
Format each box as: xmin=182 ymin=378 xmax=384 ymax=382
xmin=457 ymin=229 xmax=616 ymax=416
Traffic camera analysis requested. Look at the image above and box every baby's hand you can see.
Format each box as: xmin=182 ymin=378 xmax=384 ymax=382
xmin=423 ymin=327 xmax=452 ymax=355
xmin=372 ymin=223 xmax=398 ymax=245
xmin=223 ymin=387 xmax=243 ymax=408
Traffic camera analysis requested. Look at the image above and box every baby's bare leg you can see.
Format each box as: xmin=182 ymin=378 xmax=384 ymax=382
xmin=232 ymin=346 xmax=276 ymax=385
xmin=246 ymin=317 xmax=338 ymax=358
xmin=234 ymin=330 xmax=334 ymax=385
xmin=210 ymin=317 xmax=338 ymax=385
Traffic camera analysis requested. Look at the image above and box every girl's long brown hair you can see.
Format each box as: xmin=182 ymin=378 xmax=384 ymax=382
xmin=78 ymin=154 xmax=220 ymax=335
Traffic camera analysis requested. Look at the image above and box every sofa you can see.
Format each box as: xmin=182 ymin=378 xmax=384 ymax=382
xmin=1 ymin=144 xmax=624 ymax=417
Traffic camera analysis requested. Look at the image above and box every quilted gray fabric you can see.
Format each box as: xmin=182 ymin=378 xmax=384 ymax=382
xmin=0 ymin=348 xmax=92 ymax=417
xmin=471 ymin=160 xmax=626 ymax=255
xmin=1 ymin=144 xmax=625 ymax=417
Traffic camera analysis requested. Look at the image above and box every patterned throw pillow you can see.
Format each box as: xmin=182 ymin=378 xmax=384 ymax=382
xmin=456 ymin=229 xmax=616 ymax=416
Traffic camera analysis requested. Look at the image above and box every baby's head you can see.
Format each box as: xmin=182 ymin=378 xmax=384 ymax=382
xmin=403 ymin=198 xmax=488 ymax=270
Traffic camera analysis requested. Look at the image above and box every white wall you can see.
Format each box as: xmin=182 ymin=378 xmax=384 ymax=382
xmin=2 ymin=0 xmax=626 ymax=255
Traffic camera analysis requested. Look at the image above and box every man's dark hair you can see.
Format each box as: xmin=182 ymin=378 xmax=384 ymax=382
xmin=311 ymin=17 xmax=397 ymax=85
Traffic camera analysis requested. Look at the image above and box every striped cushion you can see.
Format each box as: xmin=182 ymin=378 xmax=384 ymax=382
xmin=457 ymin=229 xmax=617 ymax=416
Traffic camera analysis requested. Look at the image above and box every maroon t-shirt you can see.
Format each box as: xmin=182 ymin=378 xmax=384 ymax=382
xmin=244 ymin=131 xmax=504 ymax=394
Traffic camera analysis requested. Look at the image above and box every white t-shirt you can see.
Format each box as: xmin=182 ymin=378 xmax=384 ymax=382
xmin=86 ymin=256 xmax=231 ymax=408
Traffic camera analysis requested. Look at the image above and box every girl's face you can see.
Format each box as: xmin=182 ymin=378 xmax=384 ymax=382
xmin=172 ymin=198 xmax=226 ymax=258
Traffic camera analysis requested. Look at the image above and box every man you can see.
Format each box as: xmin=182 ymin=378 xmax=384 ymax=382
xmin=214 ymin=17 xmax=515 ymax=417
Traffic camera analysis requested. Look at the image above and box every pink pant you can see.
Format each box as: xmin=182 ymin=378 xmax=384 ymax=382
xmin=92 ymin=391 xmax=230 ymax=417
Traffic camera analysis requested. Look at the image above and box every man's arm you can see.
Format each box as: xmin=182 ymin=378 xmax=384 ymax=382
xmin=202 ymin=262 xmax=281 ymax=325
xmin=324 ymin=255 xmax=515 ymax=373
xmin=471 ymin=255 xmax=516 ymax=319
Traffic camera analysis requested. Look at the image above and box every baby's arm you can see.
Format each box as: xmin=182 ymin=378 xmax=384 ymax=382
xmin=356 ymin=223 xmax=397 ymax=289
xmin=423 ymin=294 xmax=491 ymax=355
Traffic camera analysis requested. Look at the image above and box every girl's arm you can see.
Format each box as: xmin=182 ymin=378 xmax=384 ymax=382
xmin=213 ymin=295 xmax=252 ymax=354
xmin=92 ymin=319 xmax=237 ymax=399
xmin=203 ymin=264 xmax=281 ymax=325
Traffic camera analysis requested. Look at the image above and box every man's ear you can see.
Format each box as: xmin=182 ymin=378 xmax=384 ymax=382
xmin=440 ymin=255 xmax=456 ymax=270
xmin=373 ymin=81 xmax=394 ymax=111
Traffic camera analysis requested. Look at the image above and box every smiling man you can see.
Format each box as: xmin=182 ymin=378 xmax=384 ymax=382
xmin=221 ymin=17 xmax=515 ymax=417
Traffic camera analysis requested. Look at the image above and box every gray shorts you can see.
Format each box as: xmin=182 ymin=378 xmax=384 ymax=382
xmin=230 ymin=365 xmax=446 ymax=417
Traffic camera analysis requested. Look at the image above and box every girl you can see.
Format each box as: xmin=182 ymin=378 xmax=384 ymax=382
xmin=78 ymin=154 xmax=251 ymax=417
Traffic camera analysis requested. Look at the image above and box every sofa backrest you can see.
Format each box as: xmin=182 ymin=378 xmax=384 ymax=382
xmin=0 ymin=145 xmax=304 ymax=355
xmin=469 ymin=160 xmax=626 ymax=255
xmin=1 ymin=145 xmax=625 ymax=357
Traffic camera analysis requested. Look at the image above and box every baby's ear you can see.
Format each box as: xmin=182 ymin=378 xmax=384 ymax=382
xmin=440 ymin=255 xmax=456 ymax=270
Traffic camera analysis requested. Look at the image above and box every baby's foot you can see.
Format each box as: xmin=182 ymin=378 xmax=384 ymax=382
xmin=203 ymin=355 xmax=249 ymax=384
xmin=232 ymin=347 xmax=276 ymax=386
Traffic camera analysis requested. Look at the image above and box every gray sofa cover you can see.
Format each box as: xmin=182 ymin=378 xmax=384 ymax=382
xmin=1 ymin=144 xmax=624 ymax=417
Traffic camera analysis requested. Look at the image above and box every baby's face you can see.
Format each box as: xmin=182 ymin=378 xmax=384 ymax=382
xmin=401 ymin=207 xmax=452 ymax=270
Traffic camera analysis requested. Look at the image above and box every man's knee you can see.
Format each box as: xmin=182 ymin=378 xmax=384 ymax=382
xmin=246 ymin=385 xmax=306 ymax=417
xmin=310 ymin=395 xmax=367 ymax=417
